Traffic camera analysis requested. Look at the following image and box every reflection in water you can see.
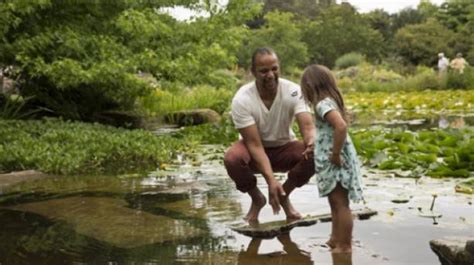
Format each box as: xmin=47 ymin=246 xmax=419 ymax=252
xmin=237 ymin=233 xmax=354 ymax=265
xmin=353 ymin=114 xmax=472 ymax=130
xmin=238 ymin=233 xmax=313 ymax=265
xmin=331 ymin=252 xmax=353 ymax=265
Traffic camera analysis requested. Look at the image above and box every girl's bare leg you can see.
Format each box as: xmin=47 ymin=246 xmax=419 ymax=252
xmin=328 ymin=183 xmax=353 ymax=253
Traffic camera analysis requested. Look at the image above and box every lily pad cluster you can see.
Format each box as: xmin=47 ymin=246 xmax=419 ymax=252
xmin=345 ymin=90 xmax=474 ymax=122
xmin=351 ymin=128 xmax=473 ymax=178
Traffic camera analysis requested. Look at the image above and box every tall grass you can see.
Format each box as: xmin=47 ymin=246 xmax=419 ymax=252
xmin=141 ymin=85 xmax=234 ymax=117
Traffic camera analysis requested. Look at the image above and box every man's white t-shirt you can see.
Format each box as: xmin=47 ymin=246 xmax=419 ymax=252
xmin=230 ymin=78 xmax=310 ymax=147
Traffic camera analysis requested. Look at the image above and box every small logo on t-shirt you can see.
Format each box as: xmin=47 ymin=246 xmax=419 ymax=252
xmin=291 ymin=91 xmax=298 ymax=97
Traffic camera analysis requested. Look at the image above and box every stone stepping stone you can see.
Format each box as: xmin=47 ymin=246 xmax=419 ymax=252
xmin=0 ymin=170 xmax=50 ymax=190
xmin=430 ymin=236 xmax=474 ymax=265
xmin=6 ymin=196 xmax=203 ymax=248
xmin=231 ymin=208 xmax=377 ymax=239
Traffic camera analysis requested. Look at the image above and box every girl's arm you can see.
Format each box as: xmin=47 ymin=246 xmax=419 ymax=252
xmin=296 ymin=112 xmax=315 ymax=160
xmin=325 ymin=110 xmax=347 ymax=166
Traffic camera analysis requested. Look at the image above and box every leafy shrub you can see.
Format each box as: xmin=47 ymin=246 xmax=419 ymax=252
xmin=0 ymin=95 xmax=41 ymax=120
xmin=0 ymin=118 xmax=190 ymax=175
xmin=446 ymin=68 xmax=474 ymax=89
xmin=205 ymin=69 xmax=240 ymax=89
xmin=402 ymin=70 xmax=446 ymax=90
xmin=335 ymin=53 xmax=365 ymax=69
xmin=141 ymin=85 xmax=234 ymax=116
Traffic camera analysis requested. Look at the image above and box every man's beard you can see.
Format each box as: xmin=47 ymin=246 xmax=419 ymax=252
xmin=262 ymin=77 xmax=278 ymax=90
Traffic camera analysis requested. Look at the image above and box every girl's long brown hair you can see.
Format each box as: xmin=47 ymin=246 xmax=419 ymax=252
xmin=300 ymin=64 xmax=348 ymax=121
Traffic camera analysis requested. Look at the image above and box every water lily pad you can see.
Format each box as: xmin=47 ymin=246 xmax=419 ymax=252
xmin=417 ymin=209 xmax=442 ymax=218
xmin=391 ymin=198 xmax=410 ymax=204
xmin=6 ymin=197 xmax=204 ymax=248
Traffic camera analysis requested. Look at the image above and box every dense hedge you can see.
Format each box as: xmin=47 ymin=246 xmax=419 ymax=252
xmin=0 ymin=118 xmax=190 ymax=175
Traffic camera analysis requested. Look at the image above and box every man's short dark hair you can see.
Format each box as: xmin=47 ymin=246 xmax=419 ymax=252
xmin=251 ymin=47 xmax=277 ymax=72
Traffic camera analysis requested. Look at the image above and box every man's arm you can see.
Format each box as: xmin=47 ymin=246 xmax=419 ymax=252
xmin=239 ymin=125 xmax=285 ymax=214
xmin=296 ymin=112 xmax=315 ymax=159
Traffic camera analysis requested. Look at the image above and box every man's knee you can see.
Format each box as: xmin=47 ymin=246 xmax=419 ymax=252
xmin=224 ymin=148 xmax=243 ymax=169
xmin=289 ymin=158 xmax=315 ymax=187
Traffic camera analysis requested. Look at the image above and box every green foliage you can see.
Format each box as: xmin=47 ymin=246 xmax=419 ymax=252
xmin=237 ymin=11 xmax=308 ymax=72
xmin=0 ymin=118 xmax=190 ymax=175
xmin=446 ymin=67 xmax=474 ymax=89
xmin=351 ymin=128 xmax=473 ymax=177
xmin=0 ymin=95 xmax=42 ymax=119
xmin=391 ymin=7 xmax=425 ymax=32
xmin=336 ymin=63 xmax=404 ymax=92
xmin=0 ymin=0 xmax=258 ymax=121
xmin=395 ymin=18 xmax=456 ymax=65
xmin=345 ymin=90 xmax=473 ymax=116
xmin=436 ymin=0 xmax=474 ymax=32
xmin=141 ymin=85 xmax=234 ymax=116
xmin=363 ymin=9 xmax=393 ymax=42
xmin=335 ymin=62 xmax=474 ymax=92
xmin=335 ymin=53 xmax=366 ymax=69
xmin=262 ymin=0 xmax=335 ymax=19
xmin=175 ymin=117 xmax=238 ymax=144
xmin=302 ymin=4 xmax=384 ymax=67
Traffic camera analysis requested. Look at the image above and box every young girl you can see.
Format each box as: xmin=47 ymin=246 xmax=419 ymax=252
xmin=300 ymin=64 xmax=363 ymax=253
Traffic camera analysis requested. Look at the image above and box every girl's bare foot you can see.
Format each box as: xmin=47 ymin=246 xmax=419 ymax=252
xmin=244 ymin=194 xmax=266 ymax=222
xmin=326 ymin=238 xmax=336 ymax=249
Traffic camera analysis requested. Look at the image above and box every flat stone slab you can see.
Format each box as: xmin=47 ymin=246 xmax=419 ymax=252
xmin=430 ymin=236 xmax=474 ymax=265
xmin=0 ymin=170 xmax=50 ymax=191
xmin=156 ymin=181 xmax=210 ymax=194
xmin=231 ymin=208 xmax=377 ymax=239
xmin=6 ymin=196 xmax=204 ymax=248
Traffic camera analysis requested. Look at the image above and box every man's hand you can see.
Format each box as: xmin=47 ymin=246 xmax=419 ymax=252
xmin=268 ymin=180 xmax=286 ymax=214
xmin=302 ymin=141 xmax=314 ymax=160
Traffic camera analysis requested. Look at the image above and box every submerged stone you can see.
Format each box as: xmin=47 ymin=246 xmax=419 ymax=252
xmin=232 ymin=208 xmax=377 ymax=239
xmin=6 ymin=196 xmax=203 ymax=248
xmin=430 ymin=236 xmax=474 ymax=265
xmin=0 ymin=170 xmax=51 ymax=191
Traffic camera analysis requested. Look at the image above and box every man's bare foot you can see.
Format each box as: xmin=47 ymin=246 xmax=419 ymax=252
xmin=243 ymin=193 xmax=266 ymax=222
xmin=280 ymin=197 xmax=302 ymax=221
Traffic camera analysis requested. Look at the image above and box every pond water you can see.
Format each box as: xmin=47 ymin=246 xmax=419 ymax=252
xmin=352 ymin=113 xmax=474 ymax=130
xmin=0 ymin=146 xmax=472 ymax=265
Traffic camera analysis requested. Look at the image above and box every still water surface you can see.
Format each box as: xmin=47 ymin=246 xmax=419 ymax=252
xmin=0 ymin=146 xmax=472 ymax=265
